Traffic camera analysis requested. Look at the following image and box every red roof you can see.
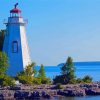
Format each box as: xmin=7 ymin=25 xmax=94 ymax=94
xmin=10 ymin=8 xmax=21 ymax=13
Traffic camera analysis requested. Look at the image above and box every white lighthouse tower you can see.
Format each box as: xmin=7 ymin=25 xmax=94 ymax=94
xmin=3 ymin=3 xmax=31 ymax=76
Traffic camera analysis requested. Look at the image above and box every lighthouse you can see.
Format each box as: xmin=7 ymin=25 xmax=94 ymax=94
xmin=3 ymin=3 xmax=31 ymax=76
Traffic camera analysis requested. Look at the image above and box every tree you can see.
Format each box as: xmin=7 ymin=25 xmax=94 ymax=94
xmin=0 ymin=75 xmax=15 ymax=86
xmin=0 ymin=52 xmax=9 ymax=76
xmin=0 ymin=30 xmax=5 ymax=51
xmin=38 ymin=64 xmax=46 ymax=79
xmin=24 ymin=62 xmax=36 ymax=76
xmin=0 ymin=52 xmax=15 ymax=86
xmin=61 ymin=57 xmax=76 ymax=84
xmin=53 ymin=57 xmax=76 ymax=84
xmin=17 ymin=62 xmax=36 ymax=84
xmin=37 ymin=64 xmax=51 ymax=84
xmin=53 ymin=75 xmax=68 ymax=84
xmin=76 ymin=78 xmax=83 ymax=83
xmin=82 ymin=75 xmax=92 ymax=83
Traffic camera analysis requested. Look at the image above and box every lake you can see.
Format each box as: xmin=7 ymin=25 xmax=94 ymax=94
xmin=35 ymin=65 xmax=100 ymax=81
xmin=51 ymin=96 xmax=100 ymax=100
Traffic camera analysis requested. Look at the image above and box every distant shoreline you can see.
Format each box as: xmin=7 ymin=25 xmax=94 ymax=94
xmin=58 ymin=61 xmax=100 ymax=66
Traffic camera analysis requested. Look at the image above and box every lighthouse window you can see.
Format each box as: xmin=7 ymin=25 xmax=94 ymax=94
xmin=12 ymin=41 xmax=18 ymax=53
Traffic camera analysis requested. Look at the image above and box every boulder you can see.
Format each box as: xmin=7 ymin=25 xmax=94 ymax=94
xmin=85 ymin=89 xmax=100 ymax=95
xmin=57 ymin=88 xmax=86 ymax=97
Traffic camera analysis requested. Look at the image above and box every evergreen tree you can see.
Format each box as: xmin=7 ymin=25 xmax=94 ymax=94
xmin=82 ymin=75 xmax=92 ymax=83
xmin=25 ymin=62 xmax=36 ymax=76
xmin=53 ymin=57 xmax=76 ymax=84
xmin=0 ymin=52 xmax=15 ymax=86
xmin=17 ymin=62 xmax=36 ymax=84
xmin=0 ymin=52 xmax=9 ymax=76
xmin=38 ymin=64 xmax=46 ymax=78
xmin=61 ymin=57 xmax=76 ymax=83
xmin=38 ymin=64 xmax=51 ymax=84
xmin=0 ymin=30 xmax=5 ymax=51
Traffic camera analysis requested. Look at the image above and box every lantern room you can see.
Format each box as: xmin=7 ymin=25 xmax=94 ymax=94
xmin=10 ymin=3 xmax=21 ymax=17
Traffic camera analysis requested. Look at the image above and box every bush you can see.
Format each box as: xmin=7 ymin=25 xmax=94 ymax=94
xmin=33 ymin=78 xmax=41 ymax=85
xmin=55 ymin=83 xmax=63 ymax=89
xmin=53 ymin=75 xmax=68 ymax=84
xmin=69 ymin=78 xmax=76 ymax=84
xmin=41 ymin=78 xmax=51 ymax=84
xmin=17 ymin=75 xmax=33 ymax=84
xmin=16 ymin=63 xmax=36 ymax=84
xmin=76 ymin=78 xmax=83 ymax=83
xmin=82 ymin=75 xmax=92 ymax=83
xmin=0 ymin=75 xmax=15 ymax=87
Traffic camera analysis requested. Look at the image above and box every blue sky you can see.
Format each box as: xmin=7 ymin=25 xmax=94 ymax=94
xmin=1 ymin=0 xmax=100 ymax=65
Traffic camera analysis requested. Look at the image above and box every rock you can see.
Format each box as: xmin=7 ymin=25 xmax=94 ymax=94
xmin=41 ymin=91 xmax=51 ymax=99
xmin=29 ymin=91 xmax=40 ymax=99
xmin=10 ymin=86 xmax=21 ymax=90
xmin=43 ymin=94 xmax=51 ymax=99
xmin=0 ymin=94 xmax=4 ymax=100
xmin=14 ymin=91 xmax=29 ymax=99
xmin=86 ymin=89 xmax=100 ymax=95
xmin=41 ymin=91 xmax=46 ymax=97
xmin=57 ymin=88 xmax=86 ymax=97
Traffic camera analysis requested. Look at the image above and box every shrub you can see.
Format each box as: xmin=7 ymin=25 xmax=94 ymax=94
xmin=55 ymin=83 xmax=63 ymax=89
xmin=82 ymin=75 xmax=92 ymax=83
xmin=0 ymin=75 xmax=15 ymax=86
xmin=0 ymin=52 xmax=9 ymax=75
xmin=41 ymin=78 xmax=51 ymax=84
xmin=33 ymin=78 xmax=41 ymax=85
xmin=16 ymin=63 xmax=36 ymax=84
xmin=69 ymin=78 xmax=76 ymax=84
xmin=53 ymin=75 xmax=68 ymax=84
xmin=17 ymin=75 xmax=33 ymax=84
xmin=76 ymin=78 xmax=83 ymax=83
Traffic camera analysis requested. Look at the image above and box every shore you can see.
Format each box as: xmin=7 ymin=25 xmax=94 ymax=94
xmin=0 ymin=82 xmax=100 ymax=99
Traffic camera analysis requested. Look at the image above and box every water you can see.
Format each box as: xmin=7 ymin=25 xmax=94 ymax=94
xmin=35 ymin=64 xmax=100 ymax=100
xmin=51 ymin=96 xmax=100 ymax=100
xmin=35 ymin=65 xmax=100 ymax=81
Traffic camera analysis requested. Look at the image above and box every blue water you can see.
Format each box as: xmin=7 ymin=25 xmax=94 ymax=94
xmin=51 ymin=96 xmax=100 ymax=100
xmin=35 ymin=65 xmax=100 ymax=81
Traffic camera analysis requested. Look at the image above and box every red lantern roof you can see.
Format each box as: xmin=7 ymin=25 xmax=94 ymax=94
xmin=10 ymin=3 xmax=21 ymax=13
xmin=10 ymin=8 xmax=21 ymax=13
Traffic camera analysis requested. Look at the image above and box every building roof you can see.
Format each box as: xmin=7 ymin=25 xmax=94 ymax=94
xmin=10 ymin=3 xmax=21 ymax=13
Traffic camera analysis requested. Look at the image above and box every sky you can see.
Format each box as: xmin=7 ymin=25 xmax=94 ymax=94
xmin=0 ymin=0 xmax=100 ymax=65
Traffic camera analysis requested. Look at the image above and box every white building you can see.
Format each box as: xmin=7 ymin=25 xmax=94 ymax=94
xmin=3 ymin=3 xmax=31 ymax=76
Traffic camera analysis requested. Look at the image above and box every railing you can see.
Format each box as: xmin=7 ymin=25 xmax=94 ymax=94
xmin=3 ymin=18 xmax=28 ymax=24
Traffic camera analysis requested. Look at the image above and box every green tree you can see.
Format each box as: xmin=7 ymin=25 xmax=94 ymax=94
xmin=0 ymin=30 xmax=5 ymax=51
xmin=61 ymin=57 xmax=75 ymax=83
xmin=76 ymin=78 xmax=83 ymax=83
xmin=0 ymin=52 xmax=15 ymax=86
xmin=38 ymin=64 xmax=46 ymax=78
xmin=37 ymin=64 xmax=51 ymax=84
xmin=25 ymin=62 xmax=36 ymax=76
xmin=61 ymin=57 xmax=76 ymax=84
xmin=0 ymin=52 xmax=9 ymax=76
xmin=17 ymin=62 xmax=36 ymax=84
xmin=1 ymin=75 xmax=15 ymax=86
xmin=82 ymin=75 xmax=92 ymax=83
xmin=53 ymin=57 xmax=76 ymax=84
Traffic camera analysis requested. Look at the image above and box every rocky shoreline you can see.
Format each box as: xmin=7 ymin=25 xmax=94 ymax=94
xmin=0 ymin=82 xmax=100 ymax=99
